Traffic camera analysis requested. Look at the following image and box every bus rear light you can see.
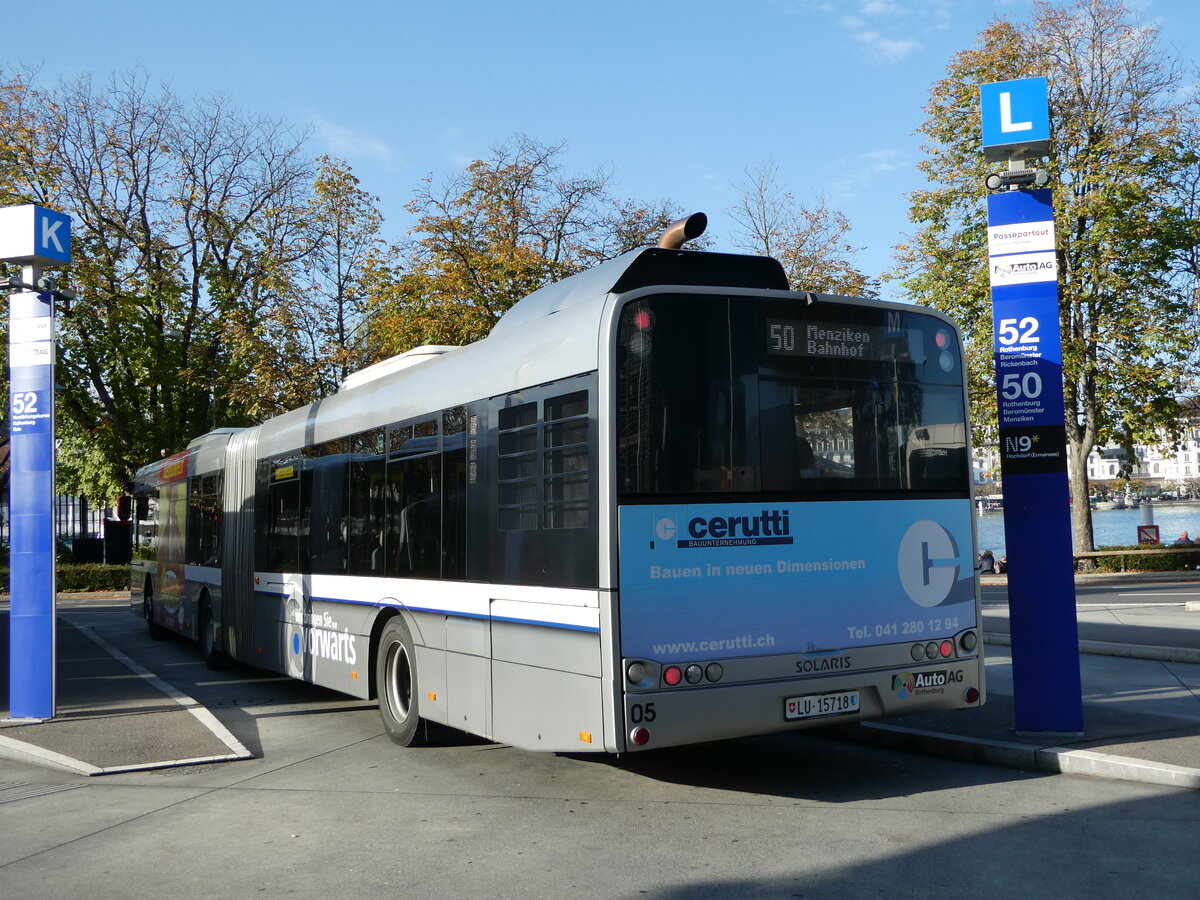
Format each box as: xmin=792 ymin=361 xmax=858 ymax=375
xmin=663 ymin=666 xmax=683 ymax=686
xmin=705 ymin=663 xmax=723 ymax=683
xmin=964 ymin=687 xmax=980 ymax=704
xmin=626 ymin=661 xmax=648 ymax=684
xmin=959 ymin=631 xmax=978 ymax=652
xmin=914 ymin=640 xmax=960 ymax=660
xmin=684 ymin=664 xmax=703 ymax=684
xmin=631 ymin=727 xmax=651 ymax=746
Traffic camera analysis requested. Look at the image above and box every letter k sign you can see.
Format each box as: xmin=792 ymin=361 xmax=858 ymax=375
xmin=36 ymin=208 xmax=71 ymax=263
xmin=41 ymin=216 xmax=65 ymax=253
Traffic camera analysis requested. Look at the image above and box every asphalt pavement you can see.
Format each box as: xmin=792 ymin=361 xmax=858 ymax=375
xmin=2 ymin=574 xmax=1200 ymax=790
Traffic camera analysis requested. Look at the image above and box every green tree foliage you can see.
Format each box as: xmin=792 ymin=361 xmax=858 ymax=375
xmin=293 ymin=155 xmax=388 ymax=395
xmin=729 ymin=161 xmax=877 ymax=298
xmin=892 ymin=0 xmax=1200 ymax=552
xmin=1176 ymin=90 xmax=1200 ymax=302
xmin=2 ymin=69 xmax=316 ymax=498
xmin=368 ymin=135 xmax=684 ymax=355
xmin=0 ymin=69 xmax=53 ymax=207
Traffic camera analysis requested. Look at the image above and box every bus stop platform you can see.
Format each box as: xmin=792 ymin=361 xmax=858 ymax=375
xmin=1 ymin=582 xmax=1199 ymax=790
xmin=0 ymin=596 xmax=251 ymax=775
xmin=829 ymin=572 xmax=1200 ymax=791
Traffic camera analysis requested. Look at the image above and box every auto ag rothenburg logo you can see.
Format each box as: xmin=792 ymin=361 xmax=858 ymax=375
xmin=898 ymin=520 xmax=961 ymax=607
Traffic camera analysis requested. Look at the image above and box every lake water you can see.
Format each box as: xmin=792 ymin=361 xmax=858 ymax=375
xmin=974 ymin=500 xmax=1200 ymax=561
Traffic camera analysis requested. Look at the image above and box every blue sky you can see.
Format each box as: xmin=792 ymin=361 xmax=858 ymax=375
xmin=7 ymin=0 xmax=1199 ymax=299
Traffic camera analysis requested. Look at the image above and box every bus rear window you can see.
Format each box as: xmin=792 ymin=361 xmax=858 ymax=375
xmin=616 ymin=294 xmax=968 ymax=498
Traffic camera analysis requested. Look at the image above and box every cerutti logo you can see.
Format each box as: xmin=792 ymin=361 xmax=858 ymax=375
xmin=655 ymin=518 xmax=677 ymax=541
xmin=897 ymin=520 xmax=961 ymax=608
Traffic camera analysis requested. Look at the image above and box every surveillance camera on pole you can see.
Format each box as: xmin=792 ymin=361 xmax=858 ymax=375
xmin=5 ymin=270 xmax=77 ymax=301
xmin=985 ymin=167 xmax=1052 ymax=192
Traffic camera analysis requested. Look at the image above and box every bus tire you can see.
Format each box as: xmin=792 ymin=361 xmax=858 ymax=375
xmin=376 ymin=617 xmax=425 ymax=746
xmin=199 ymin=597 xmax=224 ymax=671
xmin=144 ymin=582 xmax=167 ymax=641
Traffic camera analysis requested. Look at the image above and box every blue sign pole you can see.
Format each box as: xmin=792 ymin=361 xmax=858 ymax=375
xmin=980 ymin=80 xmax=1084 ymax=733
xmin=1 ymin=204 xmax=70 ymax=721
xmin=8 ymin=285 xmax=57 ymax=719
xmin=987 ymin=191 xmax=1083 ymax=732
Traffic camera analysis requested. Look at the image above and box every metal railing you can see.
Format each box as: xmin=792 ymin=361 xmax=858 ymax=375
xmin=0 ymin=496 xmax=110 ymax=545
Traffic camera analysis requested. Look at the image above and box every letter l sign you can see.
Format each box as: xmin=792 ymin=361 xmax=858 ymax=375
xmin=999 ymin=92 xmax=1033 ymax=133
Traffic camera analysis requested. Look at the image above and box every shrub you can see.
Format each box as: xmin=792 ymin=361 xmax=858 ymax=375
xmin=1086 ymin=545 xmax=1200 ymax=573
xmin=0 ymin=564 xmax=130 ymax=593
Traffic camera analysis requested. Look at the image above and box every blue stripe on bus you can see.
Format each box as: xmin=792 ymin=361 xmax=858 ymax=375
xmin=251 ymin=589 xmax=600 ymax=633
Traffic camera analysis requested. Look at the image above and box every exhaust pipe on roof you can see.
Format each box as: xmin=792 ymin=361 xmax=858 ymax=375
xmin=657 ymin=212 xmax=708 ymax=250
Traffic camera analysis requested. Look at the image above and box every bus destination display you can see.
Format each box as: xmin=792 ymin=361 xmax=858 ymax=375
xmin=766 ymin=318 xmax=903 ymax=361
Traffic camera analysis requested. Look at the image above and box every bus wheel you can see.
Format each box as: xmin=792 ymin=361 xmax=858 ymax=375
xmin=377 ymin=617 xmax=425 ymax=746
xmin=144 ymin=583 xmax=167 ymax=641
xmin=199 ymin=599 xmax=224 ymax=671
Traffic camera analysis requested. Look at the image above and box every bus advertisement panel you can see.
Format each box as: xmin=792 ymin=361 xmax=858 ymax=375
xmin=618 ymin=499 xmax=976 ymax=662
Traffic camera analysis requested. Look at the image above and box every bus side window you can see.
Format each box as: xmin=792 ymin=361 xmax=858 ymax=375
xmin=490 ymin=379 xmax=597 ymax=588
xmin=497 ymin=401 xmax=538 ymax=532
xmin=134 ymin=492 xmax=158 ymax=558
xmin=543 ymin=390 xmax=590 ymax=530
xmin=386 ymin=419 xmax=441 ymax=579
xmin=186 ymin=473 xmax=222 ymax=566
xmin=264 ymin=462 xmax=300 ymax=572
xmin=442 ymin=407 xmax=468 ymax=580
xmin=306 ymin=454 xmax=349 ymax=575
xmin=347 ymin=428 xmax=386 ymax=576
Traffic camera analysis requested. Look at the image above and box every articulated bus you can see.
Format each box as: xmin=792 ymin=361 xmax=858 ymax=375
xmin=131 ymin=214 xmax=984 ymax=753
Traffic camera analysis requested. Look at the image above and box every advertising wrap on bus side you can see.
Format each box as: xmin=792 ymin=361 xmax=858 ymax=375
xmin=618 ymin=499 xmax=976 ymax=662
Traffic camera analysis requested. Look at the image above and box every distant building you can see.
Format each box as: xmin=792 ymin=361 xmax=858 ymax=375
xmin=972 ymin=406 xmax=1200 ymax=499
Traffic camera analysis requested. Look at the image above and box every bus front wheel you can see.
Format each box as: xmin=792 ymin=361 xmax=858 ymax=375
xmin=376 ymin=617 xmax=425 ymax=746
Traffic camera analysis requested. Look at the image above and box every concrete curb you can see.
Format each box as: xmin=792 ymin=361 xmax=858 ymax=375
xmin=983 ymin=630 xmax=1200 ymax=665
xmin=856 ymin=722 xmax=1200 ymax=791
xmin=1040 ymin=747 xmax=1200 ymax=790
xmin=0 ymin=625 xmax=254 ymax=776
xmin=980 ymin=571 xmax=1200 ymax=587
xmin=0 ymin=732 xmax=103 ymax=776
xmin=0 ymin=591 xmax=131 ymax=604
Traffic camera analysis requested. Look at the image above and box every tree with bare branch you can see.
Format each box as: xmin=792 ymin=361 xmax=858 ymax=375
xmin=893 ymin=0 xmax=1200 ymax=553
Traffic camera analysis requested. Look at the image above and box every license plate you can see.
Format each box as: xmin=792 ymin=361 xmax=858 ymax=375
xmin=784 ymin=690 xmax=860 ymax=721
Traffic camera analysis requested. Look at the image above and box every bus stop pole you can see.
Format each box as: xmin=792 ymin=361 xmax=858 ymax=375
xmin=2 ymin=203 xmax=70 ymax=722
xmin=7 ymin=261 xmax=58 ymax=720
xmin=980 ymin=79 xmax=1084 ymax=733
